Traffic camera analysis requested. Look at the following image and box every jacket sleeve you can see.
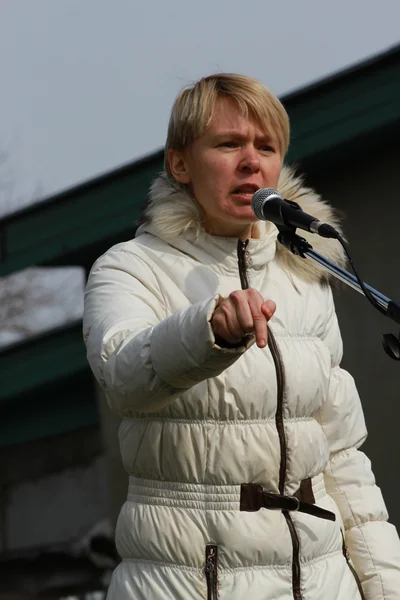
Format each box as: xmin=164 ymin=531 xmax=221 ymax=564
xmin=83 ymin=246 xmax=252 ymax=415
xmin=317 ymin=286 xmax=400 ymax=599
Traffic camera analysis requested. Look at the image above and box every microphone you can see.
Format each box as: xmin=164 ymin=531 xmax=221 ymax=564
xmin=251 ymin=188 xmax=339 ymax=239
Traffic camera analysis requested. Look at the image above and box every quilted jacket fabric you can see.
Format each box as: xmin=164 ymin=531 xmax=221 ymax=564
xmin=83 ymin=167 xmax=400 ymax=599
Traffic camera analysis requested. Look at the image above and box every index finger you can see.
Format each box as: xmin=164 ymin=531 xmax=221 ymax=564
xmin=248 ymin=296 xmax=268 ymax=348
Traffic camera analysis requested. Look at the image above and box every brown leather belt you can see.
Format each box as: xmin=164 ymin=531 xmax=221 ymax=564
xmin=240 ymin=480 xmax=336 ymax=522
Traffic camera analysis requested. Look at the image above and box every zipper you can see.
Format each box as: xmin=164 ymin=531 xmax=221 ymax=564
xmin=269 ymin=326 xmax=302 ymax=600
xmin=284 ymin=511 xmax=302 ymax=600
xmin=341 ymin=533 xmax=366 ymax=599
xmin=237 ymin=239 xmax=302 ymax=600
xmin=205 ymin=544 xmax=218 ymax=600
xmin=237 ymin=239 xmax=250 ymax=290
xmin=267 ymin=328 xmax=287 ymax=495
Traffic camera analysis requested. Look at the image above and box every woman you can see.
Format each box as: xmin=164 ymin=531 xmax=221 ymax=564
xmin=83 ymin=74 xmax=400 ymax=599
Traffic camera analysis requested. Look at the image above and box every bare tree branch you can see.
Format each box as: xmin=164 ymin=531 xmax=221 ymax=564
xmin=0 ymin=148 xmax=48 ymax=346
xmin=0 ymin=267 xmax=85 ymax=348
xmin=0 ymin=148 xmax=85 ymax=350
xmin=0 ymin=145 xmax=43 ymax=219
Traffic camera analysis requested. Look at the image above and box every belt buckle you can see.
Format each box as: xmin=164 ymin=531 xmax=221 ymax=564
xmin=286 ymin=495 xmax=300 ymax=512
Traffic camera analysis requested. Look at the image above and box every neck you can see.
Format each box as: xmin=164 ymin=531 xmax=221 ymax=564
xmin=204 ymin=221 xmax=260 ymax=240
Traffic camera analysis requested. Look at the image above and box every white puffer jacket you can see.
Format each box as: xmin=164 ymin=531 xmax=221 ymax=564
xmin=83 ymin=167 xmax=400 ymax=599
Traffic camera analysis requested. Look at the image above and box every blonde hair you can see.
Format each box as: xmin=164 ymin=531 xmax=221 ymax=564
xmin=164 ymin=73 xmax=290 ymax=179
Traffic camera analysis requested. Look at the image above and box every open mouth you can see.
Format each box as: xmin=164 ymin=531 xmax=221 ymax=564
xmin=232 ymin=185 xmax=259 ymax=197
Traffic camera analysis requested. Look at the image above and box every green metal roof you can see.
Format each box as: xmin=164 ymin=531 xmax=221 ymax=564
xmin=0 ymin=321 xmax=97 ymax=446
xmin=0 ymin=321 xmax=86 ymax=402
xmin=0 ymin=150 xmax=164 ymax=276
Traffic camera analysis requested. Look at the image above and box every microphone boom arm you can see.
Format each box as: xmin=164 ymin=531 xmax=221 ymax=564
xmin=304 ymin=247 xmax=390 ymax=314
xmin=276 ymin=227 xmax=400 ymax=360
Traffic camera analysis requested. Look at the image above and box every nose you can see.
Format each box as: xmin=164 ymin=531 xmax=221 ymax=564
xmin=238 ymin=147 xmax=260 ymax=174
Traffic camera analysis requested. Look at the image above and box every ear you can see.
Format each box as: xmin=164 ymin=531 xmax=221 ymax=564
xmin=168 ymin=149 xmax=191 ymax=184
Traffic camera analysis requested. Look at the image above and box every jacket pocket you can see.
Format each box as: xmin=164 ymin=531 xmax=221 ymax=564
xmin=341 ymin=533 xmax=366 ymax=600
xmin=205 ymin=544 xmax=218 ymax=600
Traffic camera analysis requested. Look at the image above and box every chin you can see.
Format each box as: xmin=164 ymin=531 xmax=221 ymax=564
xmin=234 ymin=211 xmax=258 ymax=224
xmin=229 ymin=204 xmax=256 ymax=217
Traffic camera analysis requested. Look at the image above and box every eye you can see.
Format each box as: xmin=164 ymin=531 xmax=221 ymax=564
xmin=260 ymin=144 xmax=275 ymax=153
xmin=219 ymin=141 xmax=239 ymax=148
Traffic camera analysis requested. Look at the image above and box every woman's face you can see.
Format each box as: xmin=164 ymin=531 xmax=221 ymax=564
xmin=169 ymin=97 xmax=283 ymax=239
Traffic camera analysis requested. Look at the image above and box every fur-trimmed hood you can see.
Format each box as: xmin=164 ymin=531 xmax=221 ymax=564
xmin=140 ymin=165 xmax=346 ymax=284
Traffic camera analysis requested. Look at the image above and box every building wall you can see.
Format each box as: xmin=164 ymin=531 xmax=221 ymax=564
xmin=306 ymin=142 xmax=400 ymax=528
xmin=0 ymin=428 xmax=111 ymax=596
xmin=0 ymin=428 xmax=108 ymax=552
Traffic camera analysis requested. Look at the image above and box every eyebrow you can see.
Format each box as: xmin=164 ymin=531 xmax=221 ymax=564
xmin=211 ymin=130 xmax=275 ymax=142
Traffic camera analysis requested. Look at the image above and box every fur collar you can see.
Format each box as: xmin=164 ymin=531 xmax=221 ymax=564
xmin=143 ymin=166 xmax=346 ymax=284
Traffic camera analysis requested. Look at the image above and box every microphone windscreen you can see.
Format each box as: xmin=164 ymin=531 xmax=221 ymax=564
xmin=251 ymin=188 xmax=283 ymax=220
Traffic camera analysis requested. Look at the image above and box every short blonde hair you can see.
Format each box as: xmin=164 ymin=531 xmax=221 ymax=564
xmin=165 ymin=73 xmax=290 ymax=179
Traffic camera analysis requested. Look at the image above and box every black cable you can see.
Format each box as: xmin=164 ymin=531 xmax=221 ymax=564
xmin=336 ymin=234 xmax=387 ymax=317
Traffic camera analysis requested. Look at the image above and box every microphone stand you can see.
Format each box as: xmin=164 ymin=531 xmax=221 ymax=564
xmin=276 ymin=227 xmax=400 ymax=361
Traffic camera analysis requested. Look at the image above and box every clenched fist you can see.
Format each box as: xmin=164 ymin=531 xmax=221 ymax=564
xmin=211 ymin=289 xmax=276 ymax=349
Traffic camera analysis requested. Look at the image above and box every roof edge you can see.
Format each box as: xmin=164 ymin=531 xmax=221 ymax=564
xmin=282 ymin=42 xmax=400 ymax=102
xmin=0 ymin=149 xmax=165 ymax=225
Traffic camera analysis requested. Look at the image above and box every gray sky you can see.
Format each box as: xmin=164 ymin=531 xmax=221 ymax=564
xmin=1 ymin=0 xmax=400 ymax=213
